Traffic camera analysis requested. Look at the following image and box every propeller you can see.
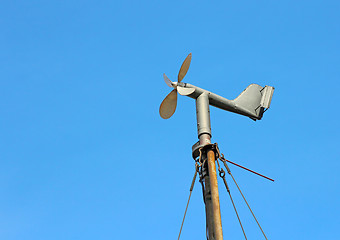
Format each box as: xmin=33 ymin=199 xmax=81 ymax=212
xmin=159 ymin=53 xmax=196 ymax=119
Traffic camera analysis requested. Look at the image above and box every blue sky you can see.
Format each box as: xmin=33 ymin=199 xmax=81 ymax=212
xmin=1 ymin=1 xmax=339 ymax=239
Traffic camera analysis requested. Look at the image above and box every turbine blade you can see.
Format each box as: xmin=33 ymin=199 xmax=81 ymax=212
xmin=159 ymin=89 xmax=178 ymax=119
xmin=178 ymin=53 xmax=192 ymax=82
xmin=177 ymin=86 xmax=195 ymax=96
xmin=163 ymin=73 xmax=173 ymax=88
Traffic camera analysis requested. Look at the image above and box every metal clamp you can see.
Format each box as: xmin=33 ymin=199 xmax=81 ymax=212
xmin=192 ymin=141 xmax=220 ymax=160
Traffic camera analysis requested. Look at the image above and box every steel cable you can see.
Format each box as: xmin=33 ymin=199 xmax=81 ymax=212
xmin=221 ymin=159 xmax=269 ymax=240
xmin=217 ymin=165 xmax=247 ymax=240
xmin=177 ymin=167 xmax=198 ymax=240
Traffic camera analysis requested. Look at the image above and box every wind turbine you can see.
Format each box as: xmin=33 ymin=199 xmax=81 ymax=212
xmin=159 ymin=53 xmax=274 ymax=240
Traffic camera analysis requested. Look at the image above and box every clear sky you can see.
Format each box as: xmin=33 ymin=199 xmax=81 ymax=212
xmin=1 ymin=1 xmax=339 ymax=239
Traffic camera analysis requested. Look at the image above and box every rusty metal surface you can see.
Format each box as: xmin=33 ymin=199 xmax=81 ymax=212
xmin=204 ymin=174 xmax=215 ymax=240
xmin=207 ymin=149 xmax=224 ymax=240
xmin=224 ymin=158 xmax=274 ymax=182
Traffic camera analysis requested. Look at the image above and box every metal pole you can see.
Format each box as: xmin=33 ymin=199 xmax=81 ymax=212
xmin=207 ymin=149 xmax=223 ymax=240
xmin=202 ymin=163 xmax=215 ymax=240
xmin=196 ymin=93 xmax=223 ymax=240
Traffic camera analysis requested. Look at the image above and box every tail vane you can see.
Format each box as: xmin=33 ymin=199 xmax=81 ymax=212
xmin=234 ymin=84 xmax=275 ymax=120
xmin=260 ymin=86 xmax=275 ymax=109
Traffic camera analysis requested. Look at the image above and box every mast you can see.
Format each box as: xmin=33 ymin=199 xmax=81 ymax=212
xmin=159 ymin=53 xmax=274 ymax=240
xmin=196 ymin=93 xmax=223 ymax=240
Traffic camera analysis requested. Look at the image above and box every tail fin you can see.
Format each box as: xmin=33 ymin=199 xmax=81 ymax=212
xmin=234 ymin=84 xmax=274 ymax=120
